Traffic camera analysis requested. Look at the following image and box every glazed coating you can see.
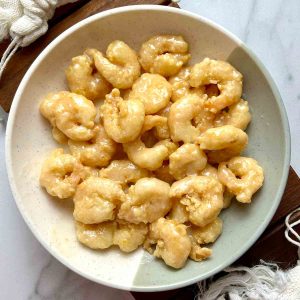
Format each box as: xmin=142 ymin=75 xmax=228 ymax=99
xmin=101 ymin=89 xmax=145 ymax=143
xmin=169 ymin=144 xmax=207 ymax=180
xmin=218 ymin=157 xmax=264 ymax=203
xmin=144 ymin=218 xmax=192 ymax=269
xmin=68 ymin=124 xmax=116 ymax=167
xmin=139 ymin=35 xmax=190 ymax=77
xmin=40 ymin=91 xmax=96 ymax=141
xmin=190 ymin=58 xmax=242 ymax=113
xmin=118 ymin=178 xmax=171 ymax=224
xmin=129 ymin=73 xmax=172 ymax=114
xmin=40 ymin=148 xmax=81 ymax=199
xmin=197 ymin=125 xmax=248 ymax=163
xmin=99 ymin=159 xmax=150 ymax=187
xmin=73 ymin=177 xmax=125 ymax=224
xmin=168 ymin=94 xmax=204 ymax=143
xmin=170 ymin=176 xmax=223 ymax=227
xmin=65 ymin=49 xmax=111 ymax=101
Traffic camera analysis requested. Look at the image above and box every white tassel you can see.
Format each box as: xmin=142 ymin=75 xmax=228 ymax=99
xmin=198 ymin=207 xmax=300 ymax=300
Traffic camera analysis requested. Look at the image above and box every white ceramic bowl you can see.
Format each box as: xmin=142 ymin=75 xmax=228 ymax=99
xmin=6 ymin=5 xmax=290 ymax=291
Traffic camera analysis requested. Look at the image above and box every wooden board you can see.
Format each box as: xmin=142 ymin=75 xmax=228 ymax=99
xmin=0 ymin=1 xmax=299 ymax=299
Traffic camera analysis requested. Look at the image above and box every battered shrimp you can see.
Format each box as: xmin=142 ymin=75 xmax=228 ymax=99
xmin=144 ymin=218 xmax=191 ymax=269
xmin=168 ymin=94 xmax=205 ymax=143
xmin=190 ymin=58 xmax=243 ymax=113
xmin=142 ymin=115 xmax=170 ymax=139
xmin=214 ymin=99 xmax=251 ymax=130
xmin=123 ymin=116 xmax=177 ymax=171
xmin=189 ymin=241 xmax=212 ymax=262
xmin=40 ymin=91 xmax=97 ymax=141
xmin=91 ymin=41 xmax=140 ymax=89
xmin=129 ymin=73 xmax=172 ymax=114
xmin=76 ymin=220 xmax=148 ymax=252
xmin=168 ymin=67 xmax=205 ymax=102
xmin=139 ymin=35 xmax=190 ymax=77
xmin=170 ymin=176 xmax=223 ymax=227
xmin=197 ymin=125 xmax=248 ymax=163
xmin=68 ymin=124 xmax=116 ymax=167
xmin=153 ymin=163 xmax=175 ymax=184
xmin=76 ymin=221 xmax=115 ymax=249
xmin=155 ymin=104 xmax=172 ymax=140
xmin=113 ymin=221 xmax=148 ymax=252
xmin=118 ymin=178 xmax=171 ymax=224
xmin=190 ymin=218 xmax=223 ymax=244
xmin=169 ymin=144 xmax=207 ymax=180
xmin=101 ymin=89 xmax=145 ymax=143
xmin=65 ymin=50 xmax=111 ymax=101
xmin=99 ymin=159 xmax=150 ymax=187
xmin=218 ymin=157 xmax=264 ymax=203
xmin=200 ymin=164 xmax=234 ymax=209
xmin=73 ymin=177 xmax=125 ymax=224
xmin=40 ymin=148 xmax=81 ymax=199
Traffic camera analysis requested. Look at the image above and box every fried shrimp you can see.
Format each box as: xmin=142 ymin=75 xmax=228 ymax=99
xmin=40 ymin=149 xmax=81 ymax=199
xmin=139 ymin=35 xmax=190 ymax=77
xmin=123 ymin=116 xmax=177 ymax=171
xmin=144 ymin=218 xmax=191 ymax=269
xmin=91 ymin=41 xmax=140 ymax=89
xmin=190 ymin=58 xmax=242 ymax=113
xmin=73 ymin=177 xmax=125 ymax=224
xmin=218 ymin=157 xmax=264 ymax=203
xmin=169 ymin=144 xmax=207 ymax=180
xmin=170 ymin=176 xmax=223 ymax=227
xmin=118 ymin=178 xmax=171 ymax=224
xmin=99 ymin=159 xmax=150 ymax=187
xmin=40 ymin=91 xmax=96 ymax=141
xmin=65 ymin=49 xmax=111 ymax=101
xmin=101 ymin=89 xmax=145 ymax=143
xmin=214 ymin=99 xmax=251 ymax=130
xmin=197 ymin=125 xmax=248 ymax=163
xmin=129 ymin=73 xmax=172 ymax=114
xmin=168 ymin=94 xmax=205 ymax=143
xmin=68 ymin=124 xmax=116 ymax=167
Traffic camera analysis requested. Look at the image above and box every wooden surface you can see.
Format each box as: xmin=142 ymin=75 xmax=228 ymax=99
xmin=0 ymin=1 xmax=299 ymax=299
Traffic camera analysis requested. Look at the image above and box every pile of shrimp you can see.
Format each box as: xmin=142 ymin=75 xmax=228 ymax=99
xmin=39 ymin=35 xmax=264 ymax=269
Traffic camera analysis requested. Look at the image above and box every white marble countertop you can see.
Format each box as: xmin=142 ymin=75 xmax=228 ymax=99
xmin=0 ymin=0 xmax=299 ymax=299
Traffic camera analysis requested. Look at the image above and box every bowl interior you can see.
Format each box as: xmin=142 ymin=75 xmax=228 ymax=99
xmin=6 ymin=6 xmax=290 ymax=291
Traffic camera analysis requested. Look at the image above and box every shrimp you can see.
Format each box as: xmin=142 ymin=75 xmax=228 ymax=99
xmin=99 ymin=159 xmax=150 ymax=187
xmin=190 ymin=58 xmax=243 ymax=113
xmin=200 ymin=164 xmax=234 ymax=209
xmin=168 ymin=94 xmax=206 ymax=143
xmin=40 ymin=148 xmax=81 ymax=199
xmin=197 ymin=125 xmax=248 ymax=163
xmin=144 ymin=218 xmax=191 ymax=269
xmin=190 ymin=217 xmax=223 ymax=244
xmin=139 ymin=35 xmax=190 ymax=77
xmin=90 ymin=41 xmax=141 ymax=89
xmin=65 ymin=50 xmax=111 ymax=101
xmin=73 ymin=177 xmax=125 ymax=224
xmin=168 ymin=67 xmax=205 ymax=102
xmin=51 ymin=127 xmax=68 ymax=144
xmin=76 ymin=220 xmax=148 ymax=252
xmin=40 ymin=91 xmax=97 ymax=141
xmin=170 ymin=176 xmax=223 ymax=227
xmin=218 ymin=157 xmax=264 ymax=203
xmin=169 ymin=144 xmax=207 ymax=180
xmin=100 ymin=89 xmax=145 ymax=143
xmin=118 ymin=178 xmax=171 ymax=224
xmin=214 ymin=99 xmax=251 ymax=130
xmin=167 ymin=201 xmax=189 ymax=224
xmin=129 ymin=73 xmax=172 ymax=114
xmin=68 ymin=124 xmax=116 ymax=167
xmin=123 ymin=117 xmax=177 ymax=171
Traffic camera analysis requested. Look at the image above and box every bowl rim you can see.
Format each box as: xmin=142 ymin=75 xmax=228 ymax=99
xmin=5 ymin=4 xmax=291 ymax=292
